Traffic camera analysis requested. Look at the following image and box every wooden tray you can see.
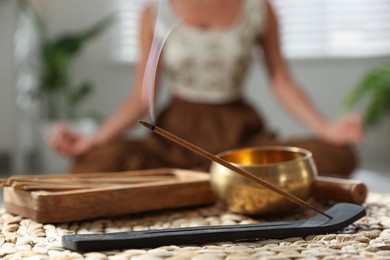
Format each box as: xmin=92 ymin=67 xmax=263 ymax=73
xmin=2 ymin=169 xmax=215 ymax=223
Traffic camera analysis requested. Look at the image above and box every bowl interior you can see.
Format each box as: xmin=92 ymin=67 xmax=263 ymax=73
xmin=218 ymin=147 xmax=309 ymax=166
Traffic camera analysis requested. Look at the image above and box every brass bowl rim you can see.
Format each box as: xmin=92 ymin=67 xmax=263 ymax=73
xmin=215 ymin=145 xmax=313 ymax=168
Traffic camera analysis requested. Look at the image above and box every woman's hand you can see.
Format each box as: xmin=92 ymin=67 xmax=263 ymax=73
xmin=317 ymin=114 xmax=364 ymax=145
xmin=47 ymin=124 xmax=95 ymax=157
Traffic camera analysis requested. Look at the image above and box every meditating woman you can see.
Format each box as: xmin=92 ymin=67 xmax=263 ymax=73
xmin=48 ymin=0 xmax=363 ymax=177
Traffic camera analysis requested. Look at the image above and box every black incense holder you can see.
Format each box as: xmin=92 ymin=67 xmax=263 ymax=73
xmin=62 ymin=203 xmax=365 ymax=251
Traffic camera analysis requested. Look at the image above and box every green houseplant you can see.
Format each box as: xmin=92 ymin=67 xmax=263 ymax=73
xmin=21 ymin=0 xmax=113 ymax=122
xmin=343 ymin=65 xmax=390 ymax=128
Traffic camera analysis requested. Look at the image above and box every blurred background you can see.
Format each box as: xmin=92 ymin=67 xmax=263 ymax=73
xmin=0 ymin=0 xmax=389 ymax=191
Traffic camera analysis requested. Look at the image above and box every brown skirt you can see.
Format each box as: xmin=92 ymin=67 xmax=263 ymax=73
xmin=70 ymin=97 xmax=358 ymax=177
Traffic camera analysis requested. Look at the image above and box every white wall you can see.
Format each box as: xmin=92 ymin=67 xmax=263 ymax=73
xmin=0 ymin=0 xmax=18 ymax=173
xmin=0 ymin=0 xmax=389 ymax=174
xmin=245 ymin=57 xmax=390 ymax=166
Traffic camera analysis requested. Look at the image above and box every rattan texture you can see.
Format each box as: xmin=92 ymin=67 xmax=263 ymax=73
xmin=0 ymin=193 xmax=389 ymax=260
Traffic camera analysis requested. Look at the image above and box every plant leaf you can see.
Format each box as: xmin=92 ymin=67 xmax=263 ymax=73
xmin=363 ymin=84 xmax=390 ymax=127
xmin=69 ymin=81 xmax=94 ymax=108
xmin=344 ymin=65 xmax=390 ymax=127
xmin=343 ymin=66 xmax=390 ymax=111
xmin=53 ymin=15 xmax=114 ymax=57
xmin=38 ymin=43 xmax=69 ymax=93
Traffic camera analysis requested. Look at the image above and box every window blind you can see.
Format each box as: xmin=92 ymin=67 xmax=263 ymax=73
xmin=114 ymin=0 xmax=150 ymax=63
xmin=115 ymin=0 xmax=390 ymax=62
xmin=272 ymin=0 xmax=390 ymax=58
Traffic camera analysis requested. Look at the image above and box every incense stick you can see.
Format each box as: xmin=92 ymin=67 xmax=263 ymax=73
xmin=4 ymin=176 xmax=174 ymax=185
xmin=139 ymin=120 xmax=332 ymax=219
xmin=2 ymin=174 xmax=178 ymax=192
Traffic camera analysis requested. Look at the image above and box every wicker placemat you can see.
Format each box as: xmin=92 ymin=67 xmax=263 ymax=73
xmin=0 ymin=193 xmax=389 ymax=260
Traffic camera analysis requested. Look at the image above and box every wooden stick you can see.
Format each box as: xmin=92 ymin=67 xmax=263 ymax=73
xmin=11 ymin=182 xmax=131 ymax=191
xmin=18 ymin=184 xmax=98 ymax=191
xmin=63 ymin=172 xmax=175 ymax=179
xmin=65 ymin=176 xmax=175 ymax=184
xmin=5 ymin=172 xmax=174 ymax=181
xmin=6 ymin=176 xmax=173 ymax=184
xmin=139 ymin=120 xmax=332 ymax=219
xmin=1 ymin=175 xmax=176 ymax=187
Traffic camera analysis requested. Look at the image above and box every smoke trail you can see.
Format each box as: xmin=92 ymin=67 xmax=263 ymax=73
xmin=141 ymin=6 xmax=176 ymax=123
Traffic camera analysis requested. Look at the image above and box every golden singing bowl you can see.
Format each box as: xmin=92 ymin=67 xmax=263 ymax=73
xmin=209 ymin=146 xmax=317 ymax=215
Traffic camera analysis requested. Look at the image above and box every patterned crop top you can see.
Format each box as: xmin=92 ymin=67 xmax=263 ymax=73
xmin=154 ymin=0 xmax=267 ymax=103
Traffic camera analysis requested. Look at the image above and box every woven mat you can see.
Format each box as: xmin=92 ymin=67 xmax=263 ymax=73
xmin=0 ymin=193 xmax=389 ymax=260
